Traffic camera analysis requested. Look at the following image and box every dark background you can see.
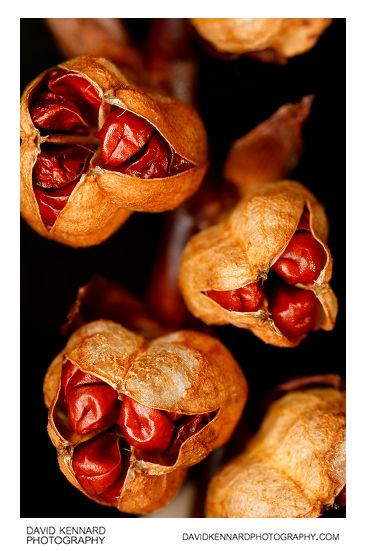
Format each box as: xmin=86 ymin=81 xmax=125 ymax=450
xmin=20 ymin=18 xmax=345 ymax=517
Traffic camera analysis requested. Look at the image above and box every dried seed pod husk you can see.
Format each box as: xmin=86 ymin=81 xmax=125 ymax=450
xmin=191 ymin=19 xmax=332 ymax=61
xmin=179 ymin=180 xmax=337 ymax=347
xmin=20 ymin=56 xmax=208 ymax=247
xmin=44 ymin=18 xmax=145 ymax=79
xmin=55 ymin=424 xmax=188 ymax=514
xmin=224 ymin=96 xmax=313 ymax=196
xmin=205 ymin=381 xmax=345 ymax=517
xmin=61 ymin=275 xmax=165 ymax=339
xmin=44 ymin=319 xmax=248 ymax=512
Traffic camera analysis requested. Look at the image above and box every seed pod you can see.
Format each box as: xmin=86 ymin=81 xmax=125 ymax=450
xmin=191 ymin=19 xmax=331 ymax=62
xmin=205 ymin=379 xmax=345 ymax=518
xmin=61 ymin=275 xmax=164 ymax=339
xmin=179 ymin=180 xmax=337 ymax=346
xmin=20 ymin=56 xmax=208 ymax=247
xmin=224 ymin=96 xmax=313 ymax=196
xmin=44 ymin=320 xmax=248 ymax=512
xmin=44 ymin=18 xmax=145 ymax=77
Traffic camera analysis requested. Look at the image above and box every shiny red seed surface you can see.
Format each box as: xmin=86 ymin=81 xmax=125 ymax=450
xmin=117 ymin=396 xmax=175 ymax=451
xmin=73 ymin=433 xmax=122 ymax=495
xmin=272 ymin=233 xmax=326 ymax=285
xmin=97 ymin=109 xmax=154 ymax=167
xmin=206 ymin=282 xmax=264 ymax=312
xmin=268 ymin=283 xmax=320 ymax=340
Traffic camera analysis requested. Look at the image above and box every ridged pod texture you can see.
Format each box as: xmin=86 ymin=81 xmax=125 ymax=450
xmin=44 ymin=320 xmax=248 ymax=513
xmin=179 ymin=180 xmax=337 ymax=347
xmin=191 ymin=19 xmax=331 ymax=59
xmin=20 ymin=56 xmax=208 ymax=247
xmin=205 ymin=385 xmax=345 ymax=518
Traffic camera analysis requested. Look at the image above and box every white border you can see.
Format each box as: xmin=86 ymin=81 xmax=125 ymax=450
xmin=2 ymin=2 xmax=364 ymax=549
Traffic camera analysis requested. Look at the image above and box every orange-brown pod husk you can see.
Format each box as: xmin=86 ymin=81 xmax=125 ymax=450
xmin=205 ymin=383 xmax=345 ymax=518
xmin=61 ymin=275 xmax=165 ymax=339
xmin=179 ymin=180 xmax=337 ymax=347
xmin=191 ymin=19 xmax=331 ymax=61
xmin=55 ymin=436 xmax=188 ymax=514
xmin=224 ymin=96 xmax=314 ymax=196
xmin=20 ymin=56 xmax=208 ymax=247
xmin=44 ymin=19 xmax=145 ymax=78
xmin=44 ymin=320 xmax=248 ymax=512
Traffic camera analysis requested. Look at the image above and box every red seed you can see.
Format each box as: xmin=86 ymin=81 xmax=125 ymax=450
xmin=122 ymin=133 xmax=171 ymax=178
xmin=268 ymin=283 xmax=320 ymax=340
xmin=117 ymin=396 xmax=175 ymax=452
xmin=66 ymin=384 xmax=120 ymax=435
xmin=73 ymin=433 xmax=122 ymax=495
xmin=97 ymin=109 xmax=154 ymax=167
xmin=206 ymin=281 xmax=264 ymax=312
xmin=272 ymin=233 xmax=326 ymax=285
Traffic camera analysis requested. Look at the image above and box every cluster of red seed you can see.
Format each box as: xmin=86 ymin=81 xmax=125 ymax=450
xmin=206 ymin=210 xmax=326 ymax=340
xmin=96 ymin=108 xmax=193 ymax=178
xmin=29 ymin=69 xmax=193 ymax=228
xmin=61 ymin=360 xmax=210 ymax=501
xmin=30 ymin=69 xmax=101 ymax=227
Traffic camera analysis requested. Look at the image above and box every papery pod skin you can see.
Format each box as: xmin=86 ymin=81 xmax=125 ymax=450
xmin=94 ymin=86 xmax=207 ymax=211
xmin=44 ymin=19 xmax=145 ymax=78
xmin=205 ymin=385 xmax=345 ymax=518
xmin=44 ymin=320 xmax=248 ymax=511
xmin=115 ymin=465 xmax=188 ymax=514
xmin=224 ymin=96 xmax=313 ymax=196
xmin=61 ymin=275 xmax=165 ymax=339
xmin=55 ymin=439 xmax=188 ymax=514
xmin=20 ymin=56 xmax=208 ymax=247
xmin=179 ymin=180 xmax=337 ymax=347
xmin=191 ymin=19 xmax=332 ymax=60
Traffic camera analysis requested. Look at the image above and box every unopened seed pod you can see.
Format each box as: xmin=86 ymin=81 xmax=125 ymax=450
xmin=191 ymin=18 xmax=331 ymax=62
xmin=205 ymin=379 xmax=345 ymax=518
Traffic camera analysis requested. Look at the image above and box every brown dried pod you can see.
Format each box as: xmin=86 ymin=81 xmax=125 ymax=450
xmin=20 ymin=56 xmax=208 ymax=247
xmin=224 ymin=96 xmax=313 ymax=196
xmin=61 ymin=275 xmax=164 ymax=339
xmin=44 ymin=319 xmax=248 ymax=513
xmin=191 ymin=19 xmax=332 ymax=62
xmin=205 ymin=380 xmax=345 ymax=517
xmin=179 ymin=180 xmax=337 ymax=347
xmin=44 ymin=18 xmax=145 ymax=78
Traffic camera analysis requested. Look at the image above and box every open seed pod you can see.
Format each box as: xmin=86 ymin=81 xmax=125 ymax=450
xmin=179 ymin=180 xmax=337 ymax=347
xmin=191 ymin=19 xmax=331 ymax=63
xmin=205 ymin=376 xmax=345 ymax=517
xmin=44 ymin=319 xmax=248 ymax=512
xmin=20 ymin=56 xmax=208 ymax=247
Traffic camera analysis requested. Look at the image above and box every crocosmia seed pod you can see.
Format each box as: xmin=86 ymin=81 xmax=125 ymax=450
xmin=191 ymin=19 xmax=331 ymax=63
xmin=179 ymin=181 xmax=337 ymax=347
xmin=20 ymin=56 xmax=208 ymax=247
xmin=205 ymin=377 xmax=345 ymax=518
xmin=179 ymin=96 xmax=337 ymax=347
xmin=44 ymin=320 xmax=248 ymax=513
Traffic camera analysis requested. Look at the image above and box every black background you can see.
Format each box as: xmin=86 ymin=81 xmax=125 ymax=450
xmin=20 ymin=18 xmax=345 ymax=518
